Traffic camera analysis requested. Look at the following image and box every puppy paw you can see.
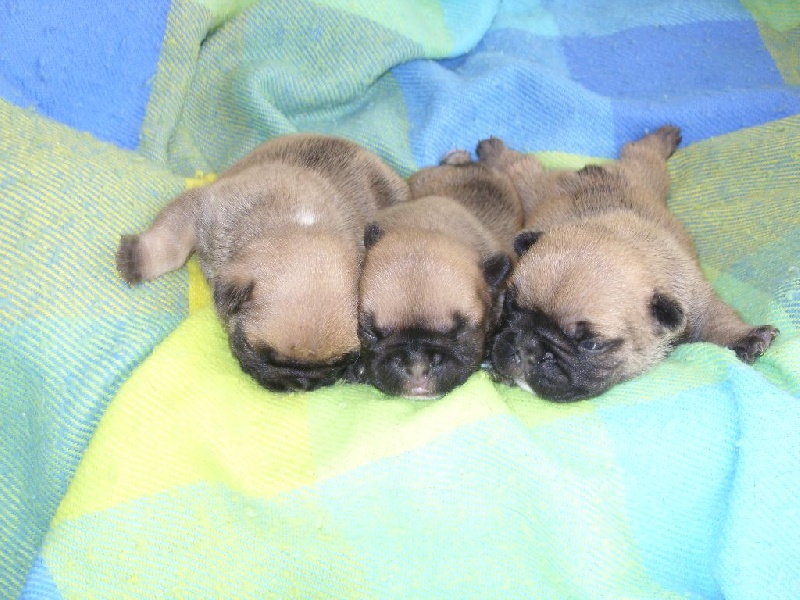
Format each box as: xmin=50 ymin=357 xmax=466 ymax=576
xmin=650 ymin=125 xmax=682 ymax=159
xmin=440 ymin=149 xmax=472 ymax=166
xmin=116 ymin=235 xmax=144 ymax=284
xmin=476 ymin=136 xmax=508 ymax=164
xmin=730 ymin=325 xmax=779 ymax=363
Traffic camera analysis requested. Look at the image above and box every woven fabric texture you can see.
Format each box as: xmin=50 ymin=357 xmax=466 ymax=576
xmin=1 ymin=1 xmax=798 ymax=598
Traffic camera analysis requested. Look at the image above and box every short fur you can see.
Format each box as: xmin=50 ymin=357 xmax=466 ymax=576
xmin=117 ymin=134 xmax=410 ymax=391
xmin=479 ymin=127 xmax=778 ymax=402
xmin=350 ymin=153 xmax=523 ymax=398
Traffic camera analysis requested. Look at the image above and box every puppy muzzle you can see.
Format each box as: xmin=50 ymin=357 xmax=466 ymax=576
xmin=363 ymin=336 xmax=476 ymax=399
xmin=229 ymin=325 xmax=358 ymax=392
xmin=490 ymin=327 xmax=591 ymax=402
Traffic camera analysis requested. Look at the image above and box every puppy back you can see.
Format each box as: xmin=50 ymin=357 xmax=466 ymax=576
xmin=409 ymin=162 xmax=523 ymax=249
xmin=375 ymin=195 xmax=505 ymax=260
xmin=224 ymin=133 xmax=410 ymax=211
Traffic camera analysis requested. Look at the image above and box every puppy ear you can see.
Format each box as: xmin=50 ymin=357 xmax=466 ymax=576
xmin=364 ymin=223 xmax=384 ymax=249
xmin=357 ymin=312 xmax=381 ymax=345
xmin=342 ymin=356 xmax=367 ymax=383
xmin=481 ymin=253 xmax=513 ymax=288
xmin=650 ymin=292 xmax=685 ymax=331
xmin=449 ymin=312 xmax=474 ymax=343
xmin=214 ymin=279 xmax=255 ymax=316
xmin=513 ymin=230 xmax=543 ymax=257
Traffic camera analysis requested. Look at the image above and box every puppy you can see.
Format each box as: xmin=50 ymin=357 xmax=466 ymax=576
xmin=479 ymin=126 xmax=778 ymax=402
xmin=350 ymin=152 xmax=523 ymax=398
xmin=116 ymin=134 xmax=410 ymax=392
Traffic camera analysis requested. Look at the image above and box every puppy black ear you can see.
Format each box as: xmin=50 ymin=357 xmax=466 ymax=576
xmin=450 ymin=312 xmax=474 ymax=343
xmin=482 ymin=253 xmax=513 ymax=288
xmin=364 ymin=223 xmax=385 ymax=249
xmin=357 ymin=312 xmax=380 ymax=345
xmin=650 ymin=292 xmax=685 ymax=331
xmin=513 ymin=230 xmax=543 ymax=257
xmin=214 ymin=279 xmax=254 ymax=316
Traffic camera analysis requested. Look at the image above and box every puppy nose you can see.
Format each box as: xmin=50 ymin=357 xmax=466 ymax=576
xmin=406 ymin=362 xmax=430 ymax=378
xmin=539 ymin=351 xmax=555 ymax=364
xmin=288 ymin=373 xmax=331 ymax=392
xmin=289 ymin=376 xmax=313 ymax=391
xmin=516 ymin=337 xmax=544 ymax=364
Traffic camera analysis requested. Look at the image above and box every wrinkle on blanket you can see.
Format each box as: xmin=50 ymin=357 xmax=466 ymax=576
xmin=1 ymin=0 xmax=799 ymax=598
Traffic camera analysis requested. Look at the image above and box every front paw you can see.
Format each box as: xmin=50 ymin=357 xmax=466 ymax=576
xmin=731 ymin=325 xmax=779 ymax=363
xmin=116 ymin=235 xmax=143 ymax=284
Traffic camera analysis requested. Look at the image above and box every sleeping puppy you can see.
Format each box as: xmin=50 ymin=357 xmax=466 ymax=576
xmin=116 ymin=134 xmax=410 ymax=392
xmin=350 ymin=152 xmax=523 ymax=398
xmin=479 ymin=126 xmax=778 ymax=402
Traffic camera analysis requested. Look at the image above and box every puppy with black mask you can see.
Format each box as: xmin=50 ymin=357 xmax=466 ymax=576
xmin=349 ymin=150 xmax=523 ymax=398
xmin=116 ymin=134 xmax=410 ymax=392
xmin=479 ymin=126 xmax=778 ymax=402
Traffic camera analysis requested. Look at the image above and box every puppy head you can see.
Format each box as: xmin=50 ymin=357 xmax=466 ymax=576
xmin=357 ymin=224 xmax=511 ymax=399
xmin=214 ymin=233 xmax=361 ymax=392
xmin=489 ymin=227 xmax=686 ymax=401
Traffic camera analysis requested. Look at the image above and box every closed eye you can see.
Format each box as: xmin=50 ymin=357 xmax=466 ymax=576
xmin=578 ymin=339 xmax=606 ymax=352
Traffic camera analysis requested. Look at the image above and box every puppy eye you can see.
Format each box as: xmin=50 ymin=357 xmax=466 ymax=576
xmin=578 ymin=339 xmax=605 ymax=352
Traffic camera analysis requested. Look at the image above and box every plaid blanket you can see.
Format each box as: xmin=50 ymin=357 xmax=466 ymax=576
xmin=2 ymin=1 xmax=798 ymax=598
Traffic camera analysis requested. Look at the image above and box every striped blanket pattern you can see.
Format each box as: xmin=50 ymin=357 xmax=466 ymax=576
xmin=1 ymin=1 xmax=798 ymax=598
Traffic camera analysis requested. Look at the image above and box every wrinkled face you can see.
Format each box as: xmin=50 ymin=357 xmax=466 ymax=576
xmin=229 ymin=324 xmax=358 ymax=392
xmin=356 ymin=231 xmax=497 ymax=399
xmin=489 ymin=288 xmax=627 ymax=402
xmin=487 ymin=224 xmax=692 ymax=402
xmin=358 ymin=313 xmax=484 ymax=399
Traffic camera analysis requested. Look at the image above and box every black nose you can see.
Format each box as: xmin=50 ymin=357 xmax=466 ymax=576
xmin=405 ymin=361 xmax=429 ymax=379
xmin=261 ymin=377 xmax=314 ymax=393
xmin=401 ymin=348 xmax=444 ymax=375
xmin=294 ymin=371 xmax=339 ymax=391
xmin=516 ymin=335 xmax=545 ymax=365
xmin=260 ymin=369 xmax=339 ymax=393
xmin=290 ymin=376 xmax=314 ymax=391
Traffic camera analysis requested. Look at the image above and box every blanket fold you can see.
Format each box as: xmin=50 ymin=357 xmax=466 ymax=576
xmin=1 ymin=0 xmax=799 ymax=598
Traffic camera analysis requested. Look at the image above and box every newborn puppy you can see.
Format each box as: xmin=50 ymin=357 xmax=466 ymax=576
xmin=480 ymin=126 xmax=778 ymax=402
xmin=116 ymin=134 xmax=410 ymax=392
xmin=351 ymin=151 xmax=523 ymax=398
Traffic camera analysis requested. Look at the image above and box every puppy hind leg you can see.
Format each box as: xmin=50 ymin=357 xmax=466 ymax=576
xmin=476 ymin=137 xmax=533 ymax=171
xmin=475 ymin=138 xmax=549 ymax=220
xmin=698 ymin=294 xmax=779 ymax=363
xmin=116 ymin=188 xmax=200 ymax=284
xmin=622 ymin=126 xmax=682 ymax=162
xmin=618 ymin=126 xmax=682 ymax=204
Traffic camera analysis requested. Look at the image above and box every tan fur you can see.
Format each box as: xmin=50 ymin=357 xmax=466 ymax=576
xmin=408 ymin=159 xmax=524 ymax=256
xmin=216 ymin=230 xmax=362 ymax=360
xmin=481 ymin=127 xmax=777 ymax=399
xmin=117 ymin=134 xmax=409 ymax=388
xmin=362 ymin=153 xmax=523 ymax=334
xmin=354 ymin=157 xmax=524 ymax=398
xmin=360 ymin=217 xmax=489 ymax=332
